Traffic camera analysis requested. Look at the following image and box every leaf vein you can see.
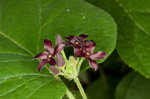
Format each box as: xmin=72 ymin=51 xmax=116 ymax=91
xmin=26 ymin=80 xmax=50 ymax=98
xmin=0 ymin=32 xmax=34 ymax=56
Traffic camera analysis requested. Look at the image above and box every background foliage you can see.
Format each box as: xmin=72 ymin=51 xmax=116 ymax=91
xmin=0 ymin=0 xmax=150 ymax=99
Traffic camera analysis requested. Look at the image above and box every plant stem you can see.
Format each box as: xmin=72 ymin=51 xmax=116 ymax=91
xmin=74 ymin=77 xmax=87 ymax=99
xmin=66 ymin=89 xmax=76 ymax=99
xmin=45 ymin=66 xmax=75 ymax=99
xmin=61 ymin=50 xmax=68 ymax=62
xmin=77 ymin=58 xmax=84 ymax=71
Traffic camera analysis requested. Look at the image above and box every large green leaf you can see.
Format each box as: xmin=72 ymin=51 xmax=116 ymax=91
xmin=116 ymin=0 xmax=150 ymax=78
xmin=38 ymin=0 xmax=117 ymax=62
xmin=115 ymin=72 xmax=150 ymax=99
xmin=86 ymin=75 xmax=120 ymax=99
xmin=0 ymin=0 xmax=117 ymax=98
xmin=86 ymin=78 xmax=113 ymax=99
xmin=87 ymin=0 xmax=150 ymax=78
xmin=0 ymin=0 xmax=117 ymax=57
xmin=0 ymin=54 xmax=66 ymax=99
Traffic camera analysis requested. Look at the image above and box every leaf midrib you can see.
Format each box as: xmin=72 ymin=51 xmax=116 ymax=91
xmin=26 ymin=80 xmax=50 ymax=98
xmin=0 ymin=74 xmax=50 ymax=81
xmin=36 ymin=0 xmax=42 ymax=53
xmin=0 ymin=77 xmax=40 ymax=97
xmin=36 ymin=0 xmax=66 ymax=52
xmin=115 ymin=0 xmax=150 ymax=37
xmin=0 ymin=31 xmax=34 ymax=56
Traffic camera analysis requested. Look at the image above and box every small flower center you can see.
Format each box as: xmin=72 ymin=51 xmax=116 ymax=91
xmin=47 ymin=54 xmax=52 ymax=58
xmin=75 ymin=41 xmax=79 ymax=45
xmin=86 ymin=52 xmax=90 ymax=56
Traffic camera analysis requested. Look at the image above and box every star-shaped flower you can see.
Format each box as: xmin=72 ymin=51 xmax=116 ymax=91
xmin=35 ymin=35 xmax=65 ymax=72
xmin=66 ymin=34 xmax=88 ymax=57
xmin=82 ymin=40 xmax=106 ymax=70
xmin=65 ymin=34 xmax=106 ymax=70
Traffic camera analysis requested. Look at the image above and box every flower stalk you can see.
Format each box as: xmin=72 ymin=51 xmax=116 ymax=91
xmin=74 ymin=77 xmax=87 ymax=99
xmin=66 ymin=89 xmax=76 ymax=99
xmin=77 ymin=58 xmax=84 ymax=71
xmin=45 ymin=65 xmax=75 ymax=99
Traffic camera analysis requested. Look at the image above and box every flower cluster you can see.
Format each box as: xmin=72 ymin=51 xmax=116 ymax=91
xmin=35 ymin=34 xmax=106 ymax=76
xmin=66 ymin=34 xmax=106 ymax=70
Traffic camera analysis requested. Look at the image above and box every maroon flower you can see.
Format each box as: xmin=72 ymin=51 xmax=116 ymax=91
xmin=82 ymin=40 xmax=106 ymax=71
xmin=35 ymin=35 xmax=65 ymax=72
xmin=66 ymin=34 xmax=106 ymax=70
xmin=50 ymin=66 xmax=59 ymax=75
xmin=66 ymin=34 xmax=88 ymax=57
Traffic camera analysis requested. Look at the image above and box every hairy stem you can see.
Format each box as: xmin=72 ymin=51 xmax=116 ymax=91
xmin=74 ymin=77 xmax=87 ymax=99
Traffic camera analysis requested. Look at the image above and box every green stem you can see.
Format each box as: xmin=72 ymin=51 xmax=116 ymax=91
xmin=61 ymin=50 xmax=68 ymax=62
xmin=74 ymin=77 xmax=87 ymax=99
xmin=66 ymin=89 xmax=76 ymax=99
xmin=77 ymin=58 xmax=84 ymax=71
xmin=45 ymin=66 xmax=75 ymax=99
xmin=60 ymin=50 xmax=68 ymax=72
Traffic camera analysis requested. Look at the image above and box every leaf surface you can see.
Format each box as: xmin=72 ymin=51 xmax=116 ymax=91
xmin=115 ymin=72 xmax=150 ymax=99
xmin=0 ymin=0 xmax=117 ymax=98
xmin=87 ymin=0 xmax=150 ymax=77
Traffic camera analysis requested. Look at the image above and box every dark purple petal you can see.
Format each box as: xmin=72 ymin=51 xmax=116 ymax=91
xmin=66 ymin=34 xmax=87 ymax=48
xmin=90 ymin=52 xmax=106 ymax=60
xmin=48 ymin=58 xmax=56 ymax=65
xmin=56 ymin=34 xmax=64 ymax=46
xmin=77 ymin=34 xmax=88 ymax=41
xmin=50 ymin=66 xmax=59 ymax=75
xmin=83 ymin=40 xmax=96 ymax=53
xmin=34 ymin=51 xmax=48 ymax=60
xmin=56 ymin=53 xmax=65 ymax=66
xmin=70 ymin=38 xmax=76 ymax=45
xmin=54 ymin=43 xmax=65 ymax=54
xmin=66 ymin=35 xmax=74 ymax=40
xmin=66 ymin=36 xmax=77 ymax=46
xmin=37 ymin=59 xmax=48 ymax=72
xmin=84 ymin=40 xmax=95 ymax=47
xmin=64 ymin=42 xmax=71 ymax=46
xmin=88 ymin=59 xmax=98 ymax=71
xmin=44 ymin=39 xmax=54 ymax=54
xmin=74 ymin=47 xmax=82 ymax=57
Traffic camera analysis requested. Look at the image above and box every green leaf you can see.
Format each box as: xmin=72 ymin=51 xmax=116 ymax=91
xmin=0 ymin=0 xmax=117 ymax=58
xmin=0 ymin=54 xmax=66 ymax=99
xmin=39 ymin=0 xmax=117 ymax=63
xmin=63 ymin=91 xmax=82 ymax=99
xmin=86 ymin=0 xmax=150 ymax=78
xmin=116 ymin=0 xmax=150 ymax=77
xmin=115 ymin=72 xmax=150 ymax=99
xmin=86 ymin=75 xmax=120 ymax=99
xmin=86 ymin=79 xmax=112 ymax=99
xmin=0 ymin=0 xmax=117 ymax=98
